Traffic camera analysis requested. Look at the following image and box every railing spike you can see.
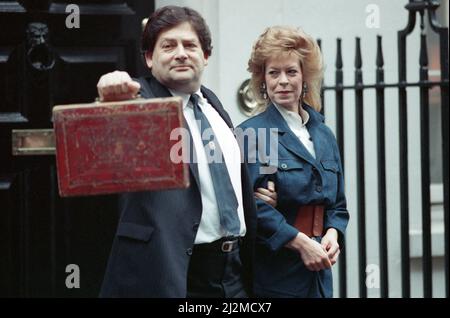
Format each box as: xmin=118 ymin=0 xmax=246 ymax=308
xmin=355 ymin=37 xmax=362 ymax=69
xmin=420 ymin=33 xmax=428 ymax=67
xmin=336 ymin=38 xmax=343 ymax=70
xmin=376 ymin=35 xmax=384 ymax=68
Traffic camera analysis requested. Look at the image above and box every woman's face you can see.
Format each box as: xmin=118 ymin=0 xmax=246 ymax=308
xmin=264 ymin=54 xmax=303 ymax=112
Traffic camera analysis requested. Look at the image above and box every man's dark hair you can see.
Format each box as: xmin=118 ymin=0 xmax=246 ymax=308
xmin=142 ymin=6 xmax=213 ymax=57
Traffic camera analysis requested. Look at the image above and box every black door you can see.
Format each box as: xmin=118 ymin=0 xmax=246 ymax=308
xmin=0 ymin=0 xmax=154 ymax=297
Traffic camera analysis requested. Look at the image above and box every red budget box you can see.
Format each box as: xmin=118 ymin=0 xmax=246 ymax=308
xmin=52 ymin=97 xmax=189 ymax=197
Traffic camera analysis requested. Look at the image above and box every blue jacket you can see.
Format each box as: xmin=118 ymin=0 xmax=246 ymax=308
xmin=237 ymin=103 xmax=349 ymax=297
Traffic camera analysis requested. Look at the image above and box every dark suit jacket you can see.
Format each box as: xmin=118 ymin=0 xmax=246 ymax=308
xmin=238 ymin=103 xmax=349 ymax=297
xmin=100 ymin=74 xmax=257 ymax=298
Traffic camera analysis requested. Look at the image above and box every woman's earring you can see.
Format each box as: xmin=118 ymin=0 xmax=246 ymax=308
xmin=260 ymin=82 xmax=268 ymax=100
xmin=302 ymin=82 xmax=308 ymax=99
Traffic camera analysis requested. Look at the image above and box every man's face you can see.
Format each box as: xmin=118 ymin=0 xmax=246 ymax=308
xmin=145 ymin=22 xmax=209 ymax=94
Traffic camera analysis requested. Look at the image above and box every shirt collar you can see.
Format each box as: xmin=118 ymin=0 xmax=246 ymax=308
xmin=168 ymin=88 xmax=203 ymax=110
xmin=273 ymin=103 xmax=310 ymax=127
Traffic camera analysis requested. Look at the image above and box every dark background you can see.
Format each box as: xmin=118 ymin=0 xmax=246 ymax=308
xmin=0 ymin=0 xmax=154 ymax=297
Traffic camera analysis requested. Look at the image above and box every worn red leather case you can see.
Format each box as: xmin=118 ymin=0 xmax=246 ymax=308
xmin=53 ymin=97 xmax=189 ymax=197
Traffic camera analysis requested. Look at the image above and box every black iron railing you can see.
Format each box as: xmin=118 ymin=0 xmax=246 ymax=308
xmin=321 ymin=0 xmax=449 ymax=298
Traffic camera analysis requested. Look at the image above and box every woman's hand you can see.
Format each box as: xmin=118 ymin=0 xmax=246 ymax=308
xmin=254 ymin=181 xmax=277 ymax=207
xmin=321 ymin=228 xmax=340 ymax=265
xmin=286 ymin=233 xmax=332 ymax=271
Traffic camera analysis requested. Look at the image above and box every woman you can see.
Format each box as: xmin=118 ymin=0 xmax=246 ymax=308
xmin=238 ymin=26 xmax=349 ymax=298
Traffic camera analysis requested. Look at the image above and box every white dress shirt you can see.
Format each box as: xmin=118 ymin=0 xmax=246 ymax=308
xmin=274 ymin=103 xmax=316 ymax=158
xmin=169 ymin=88 xmax=246 ymax=244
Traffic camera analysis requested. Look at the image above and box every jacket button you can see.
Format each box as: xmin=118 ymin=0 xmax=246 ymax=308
xmin=186 ymin=248 xmax=193 ymax=256
xmin=316 ymin=186 xmax=322 ymax=192
xmin=281 ymin=163 xmax=288 ymax=169
xmin=193 ymin=223 xmax=199 ymax=231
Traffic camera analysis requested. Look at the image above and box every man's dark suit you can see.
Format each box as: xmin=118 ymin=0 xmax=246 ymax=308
xmin=100 ymin=74 xmax=257 ymax=297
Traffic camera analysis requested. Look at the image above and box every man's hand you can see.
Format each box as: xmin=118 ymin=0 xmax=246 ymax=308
xmin=321 ymin=228 xmax=340 ymax=265
xmin=97 ymin=71 xmax=141 ymax=102
xmin=254 ymin=181 xmax=277 ymax=207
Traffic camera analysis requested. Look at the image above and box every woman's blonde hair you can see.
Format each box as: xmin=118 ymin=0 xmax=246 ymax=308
xmin=247 ymin=26 xmax=324 ymax=112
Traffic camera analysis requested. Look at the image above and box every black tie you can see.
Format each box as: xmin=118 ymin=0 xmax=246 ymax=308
xmin=190 ymin=94 xmax=240 ymax=236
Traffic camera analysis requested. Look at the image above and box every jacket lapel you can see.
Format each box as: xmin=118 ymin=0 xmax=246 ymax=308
xmin=266 ymin=104 xmax=317 ymax=167
xmin=303 ymin=105 xmax=327 ymax=162
xmin=182 ymin=118 xmax=200 ymax=187
xmin=200 ymin=86 xmax=234 ymax=128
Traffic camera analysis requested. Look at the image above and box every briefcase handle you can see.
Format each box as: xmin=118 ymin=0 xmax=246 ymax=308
xmin=95 ymin=94 xmax=142 ymax=103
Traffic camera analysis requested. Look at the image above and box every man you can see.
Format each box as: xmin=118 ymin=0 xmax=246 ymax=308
xmin=97 ymin=5 xmax=275 ymax=298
